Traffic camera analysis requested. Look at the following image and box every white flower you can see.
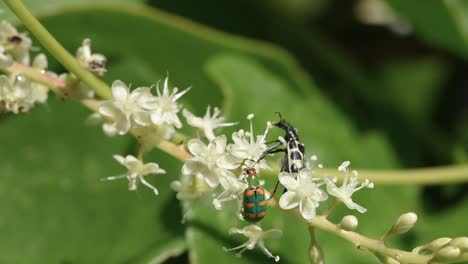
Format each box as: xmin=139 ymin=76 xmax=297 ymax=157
xmin=76 ymin=38 xmax=107 ymax=76
xmin=103 ymin=154 xmax=165 ymax=194
xmin=324 ymin=161 xmax=374 ymax=213
xmin=29 ymin=54 xmax=50 ymax=102
xmin=99 ymin=80 xmax=152 ymax=135
xmin=183 ymin=106 xmax=238 ymax=141
xmin=226 ymin=114 xmax=272 ymax=170
xmin=278 ymin=169 xmax=328 ymax=220
xmin=0 ymin=73 xmax=48 ymax=114
xmin=223 ymin=225 xmax=282 ymax=262
xmin=213 ymin=170 xmax=248 ymax=213
xmin=140 ymin=77 xmax=190 ymax=128
xmin=0 ymin=21 xmax=31 ymax=65
xmin=171 ymin=174 xmax=214 ymax=201
xmin=0 ymin=53 xmax=50 ymax=114
xmin=182 ymin=135 xmax=235 ymax=187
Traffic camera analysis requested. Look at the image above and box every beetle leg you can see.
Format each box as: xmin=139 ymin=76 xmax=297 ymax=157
xmin=256 ymin=146 xmax=285 ymax=162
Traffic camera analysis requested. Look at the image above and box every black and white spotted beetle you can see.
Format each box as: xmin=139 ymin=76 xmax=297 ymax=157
xmin=275 ymin=115 xmax=306 ymax=173
xmin=257 ymin=113 xmax=306 ymax=196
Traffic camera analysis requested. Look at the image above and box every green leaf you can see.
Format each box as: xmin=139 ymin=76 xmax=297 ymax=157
xmin=385 ymin=0 xmax=468 ymax=58
xmin=0 ymin=98 xmax=185 ymax=263
xmin=376 ymin=57 xmax=448 ymax=124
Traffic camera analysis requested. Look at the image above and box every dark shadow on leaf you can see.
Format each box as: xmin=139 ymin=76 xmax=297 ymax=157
xmin=422 ymin=184 xmax=468 ymax=213
xmin=160 ymin=195 xmax=184 ymax=235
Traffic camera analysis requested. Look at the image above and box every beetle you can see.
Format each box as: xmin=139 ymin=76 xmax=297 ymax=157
xmin=274 ymin=114 xmax=306 ymax=173
xmin=256 ymin=113 xmax=306 ymax=197
xmin=242 ymin=166 xmax=267 ymax=223
xmin=257 ymin=113 xmax=306 ymax=173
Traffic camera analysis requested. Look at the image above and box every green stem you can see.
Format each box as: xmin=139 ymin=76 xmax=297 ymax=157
xmin=265 ymin=164 xmax=468 ymax=186
xmin=337 ymin=165 xmax=468 ymax=186
xmin=3 ymin=0 xmax=112 ymax=99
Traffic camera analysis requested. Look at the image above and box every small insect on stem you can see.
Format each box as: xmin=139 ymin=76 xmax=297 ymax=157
xmin=241 ymin=165 xmax=267 ymax=223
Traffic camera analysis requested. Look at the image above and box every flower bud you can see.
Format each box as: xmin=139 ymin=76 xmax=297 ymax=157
xmin=449 ymin=237 xmax=468 ymax=252
xmin=428 ymin=237 xmax=452 ymax=250
xmin=340 ymin=215 xmax=358 ymax=231
xmin=435 ymin=246 xmax=461 ymax=261
xmin=389 ymin=212 xmax=417 ymax=235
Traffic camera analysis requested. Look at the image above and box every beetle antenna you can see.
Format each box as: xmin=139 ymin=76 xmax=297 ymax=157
xmin=274 ymin=112 xmax=282 ymax=121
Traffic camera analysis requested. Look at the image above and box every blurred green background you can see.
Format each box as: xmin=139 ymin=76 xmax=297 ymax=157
xmin=0 ymin=0 xmax=467 ymax=263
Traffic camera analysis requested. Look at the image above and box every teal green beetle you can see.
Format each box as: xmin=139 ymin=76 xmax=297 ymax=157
xmin=242 ymin=167 xmax=267 ymax=222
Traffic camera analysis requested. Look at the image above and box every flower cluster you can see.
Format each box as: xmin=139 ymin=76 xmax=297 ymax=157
xmin=0 ymin=21 xmax=108 ymax=114
xmin=168 ymin=111 xmax=374 ymax=260
xmin=98 ymin=78 xmax=189 ymax=137
xmin=95 ymin=80 xmax=376 ymax=260
xmin=101 ymin=77 xmax=193 ymax=192
xmin=0 ymin=21 xmax=48 ymax=113
xmin=178 ymin=114 xmax=272 ymax=211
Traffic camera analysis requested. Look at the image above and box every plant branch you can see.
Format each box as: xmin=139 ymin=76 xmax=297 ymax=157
xmin=265 ymin=164 xmax=468 ymax=186
xmin=270 ymin=201 xmax=431 ymax=264
xmin=3 ymin=0 xmax=112 ymax=99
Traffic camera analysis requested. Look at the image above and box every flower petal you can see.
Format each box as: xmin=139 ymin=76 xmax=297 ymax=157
xmin=111 ymin=80 xmax=129 ymax=101
xmin=141 ymin=163 xmax=166 ymax=175
xmin=216 ymin=153 xmax=240 ymax=170
xmin=203 ymin=169 xmax=220 ymax=188
xmin=343 ymin=198 xmax=367 ymax=213
xmin=278 ymin=172 xmax=298 ymax=190
xmin=99 ymin=101 xmax=120 ymax=117
xmin=132 ymin=111 xmax=151 ymax=126
xmin=300 ymin=198 xmax=317 ymax=220
xmin=212 ymin=135 xmax=227 ymax=153
xmin=113 ymin=154 xmax=125 ymax=165
xmin=181 ymin=160 xmax=203 ymax=175
xmin=279 ymin=191 xmax=300 ymax=209
xmin=187 ymin=139 xmax=206 ymax=157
